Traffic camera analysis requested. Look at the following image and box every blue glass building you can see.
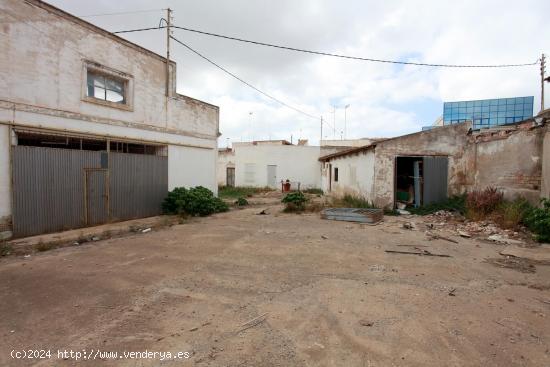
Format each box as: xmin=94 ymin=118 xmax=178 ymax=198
xmin=443 ymin=96 xmax=534 ymax=130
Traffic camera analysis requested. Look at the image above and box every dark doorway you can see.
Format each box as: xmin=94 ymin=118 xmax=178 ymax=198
xmin=395 ymin=156 xmax=448 ymax=209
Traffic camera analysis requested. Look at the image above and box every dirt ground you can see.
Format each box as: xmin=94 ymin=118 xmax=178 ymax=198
xmin=1 ymin=194 xmax=550 ymax=367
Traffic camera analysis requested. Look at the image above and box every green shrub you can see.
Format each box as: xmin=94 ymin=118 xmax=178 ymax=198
xmin=282 ymin=191 xmax=308 ymax=212
xmin=0 ymin=242 xmax=12 ymax=257
xmin=162 ymin=187 xmax=188 ymax=214
xmin=409 ymin=195 xmax=466 ymax=215
xmin=162 ymin=186 xmax=228 ymax=217
xmin=235 ymin=197 xmax=249 ymax=206
xmin=494 ymin=198 xmax=532 ymax=229
xmin=466 ymin=187 xmax=503 ymax=220
xmin=524 ymin=198 xmax=550 ymax=243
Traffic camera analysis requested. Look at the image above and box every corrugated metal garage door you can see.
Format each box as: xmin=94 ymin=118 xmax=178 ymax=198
xmin=423 ymin=156 xmax=448 ymax=205
xmin=12 ymin=146 xmax=102 ymax=237
xmin=109 ymin=152 xmax=168 ymax=221
xmin=12 ymin=146 xmax=168 ymax=238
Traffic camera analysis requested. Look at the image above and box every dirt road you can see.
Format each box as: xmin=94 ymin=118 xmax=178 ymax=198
xmin=1 ymin=198 xmax=549 ymax=366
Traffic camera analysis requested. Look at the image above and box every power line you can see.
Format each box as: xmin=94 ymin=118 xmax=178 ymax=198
xmin=113 ymin=26 xmax=164 ymax=34
xmin=114 ymin=24 xmax=538 ymax=68
xmin=78 ymin=9 xmax=164 ymax=18
xmin=170 ymin=35 xmax=319 ymax=120
xmin=172 ymin=26 xmax=538 ymax=68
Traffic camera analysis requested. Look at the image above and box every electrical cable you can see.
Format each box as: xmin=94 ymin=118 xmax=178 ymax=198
xmin=78 ymin=9 xmax=164 ymax=18
xmin=171 ymin=25 xmax=538 ymax=68
xmin=170 ymin=35 xmax=319 ymax=120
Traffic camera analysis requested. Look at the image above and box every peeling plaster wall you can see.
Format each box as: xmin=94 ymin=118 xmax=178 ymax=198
xmin=472 ymin=125 xmax=545 ymax=203
xmin=0 ymin=0 xmax=219 ymax=139
xmin=372 ymin=123 xmax=473 ymax=208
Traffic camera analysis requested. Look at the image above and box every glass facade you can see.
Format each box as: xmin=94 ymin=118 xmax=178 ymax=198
xmin=443 ymin=96 xmax=534 ymax=130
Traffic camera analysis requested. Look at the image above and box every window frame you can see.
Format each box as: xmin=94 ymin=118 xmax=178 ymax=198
xmin=82 ymin=61 xmax=134 ymax=111
xmin=334 ymin=167 xmax=339 ymax=182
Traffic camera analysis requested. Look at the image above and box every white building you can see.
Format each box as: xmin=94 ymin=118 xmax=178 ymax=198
xmin=218 ymin=140 xmax=321 ymax=190
xmin=0 ymin=0 xmax=219 ymax=238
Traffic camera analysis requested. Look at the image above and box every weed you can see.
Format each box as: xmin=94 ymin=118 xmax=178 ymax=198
xmin=35 ymin=241 xmax=55 ymax=252
xmin=303 ymin=188 xmax=323 ymax=195
xmin=383 ymin=208 xmax=401 ymax=216
xmin=466 ymin=187 xmax=503 ymax=220
xmin=0 ymin=242 xmax=12 ymax=256
xmin=282 ymin=191 xmax=308 ymax=212
xmin=218 ymin=186 xmax=272 ymax=199
xmin=235 ymin=197 xmax=249 ymax=206
xmin=408 ymin=195 xmax=466 ymax=215
xmin=493 ymin=198 xmax=532 ymax=229
xmin=332 ymin=194 xmax=376 ymax=209
xmin=524 ymin=198 xmax=550 ymax=243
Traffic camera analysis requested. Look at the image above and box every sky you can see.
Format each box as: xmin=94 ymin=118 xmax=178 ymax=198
xmin=49 ymin=0 xmax=550 ymax=146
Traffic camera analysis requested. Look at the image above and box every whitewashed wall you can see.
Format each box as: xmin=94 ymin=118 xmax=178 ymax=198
xmin=321 ymin=150 xmax=376 ymax=202
xmin=168 ymin=145 xmax=217 ymax=194
xmin=233 ymin=145 xmax=322 ymax=189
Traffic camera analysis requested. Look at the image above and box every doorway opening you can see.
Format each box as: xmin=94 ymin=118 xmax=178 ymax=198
xmin=395 ymin=156 xmax=448 ymax=209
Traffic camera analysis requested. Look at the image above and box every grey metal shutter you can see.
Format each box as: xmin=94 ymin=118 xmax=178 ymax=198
xmin=423 ymin=156 xmax=448 ymax=205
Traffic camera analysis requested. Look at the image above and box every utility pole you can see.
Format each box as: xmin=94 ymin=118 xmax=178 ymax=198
xmin=344 ymin=104 xmax=350 ymax=140
xmin=541 ymin=53 xmax=546 ymax=112
xmin=320 ymin=116 xmax=323 ymax=145
xmin=332 ymin=105 xmax=336 ymax=139
xmin=165 ymin=8 xmax=172 ymax=97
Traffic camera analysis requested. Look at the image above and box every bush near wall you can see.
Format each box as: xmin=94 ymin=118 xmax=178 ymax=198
xmin=163 ymin=186 xmax=228 ymax=217
xmin=524 ymin=198 xmax=550 ymax=243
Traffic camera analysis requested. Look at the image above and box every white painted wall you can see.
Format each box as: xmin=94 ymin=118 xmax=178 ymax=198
xmin=231 ymin=145 xmax=322 ymax=189
xmin=169 ymin=145 xmax=217 ymax=194
xmin=321 ymin=150 xmax=376 ymax=202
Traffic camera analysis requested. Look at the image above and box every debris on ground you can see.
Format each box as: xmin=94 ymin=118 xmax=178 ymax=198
xmin=499 ymin=246 xmax=550 ymax=263
xmin=396 ymin=209 xmax=411 ymax=215
xmin=141 ymin=228 xmax=152 ymax=233
xmin=91 ymin=236 xmax=100 ymax=241
xmin=448 ymin=288 xmax=457 ymax=296
xmin=257 ymin=209 xmax=268 ymax=215
xmin=321 ymin=208 xmax=383 ymax=224
xmin=403 ymin=222 xmax=416 ymax=230
xmin=457 ymin=230 xmax=471 ymax=238
xmin=484 ymin=257 xmax=537 ymax=273
xmin=385 ymin=249 xmax=452 ymax=258
xmin=426 ymin=231 xmax=459 ymax=244
xmin=488 ymin=235 xmax=524 ymax=245
xmin=234 ymin=313 xmax=269 ymax=334
xmin=321 ymin=235 xmax=328 ymax=240
xmin=359 ymin=320 xmax=374 ymax=327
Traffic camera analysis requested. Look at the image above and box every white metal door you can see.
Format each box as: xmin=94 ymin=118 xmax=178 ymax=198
xmin=267 ymin=165 xmax=277 ymax=187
